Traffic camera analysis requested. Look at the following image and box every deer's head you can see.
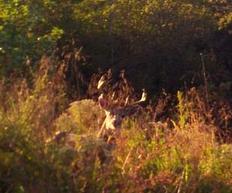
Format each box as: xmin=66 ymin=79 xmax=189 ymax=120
xmin=98 ymin=86 xmax=147 ymax=133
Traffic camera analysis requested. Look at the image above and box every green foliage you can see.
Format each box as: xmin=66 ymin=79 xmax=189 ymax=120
xmin=0 ymin=0 xmax=78 ymax=76
xmin=0 ymin=0 xmax=231 ymax=93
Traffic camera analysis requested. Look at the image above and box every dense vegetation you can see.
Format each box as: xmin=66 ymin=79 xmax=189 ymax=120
xmin=0 ymin=0 xmax=232 ymax=192
xmin=1 ymin=0 xmax=232 ymax=93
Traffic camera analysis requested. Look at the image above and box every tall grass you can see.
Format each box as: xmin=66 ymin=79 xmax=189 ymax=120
xmin=0 ymin=58 xmax=232 ymax=193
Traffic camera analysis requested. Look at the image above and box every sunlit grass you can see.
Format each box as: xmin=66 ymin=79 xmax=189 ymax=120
xmin=0 ymin=59 xmax=232 ymax=193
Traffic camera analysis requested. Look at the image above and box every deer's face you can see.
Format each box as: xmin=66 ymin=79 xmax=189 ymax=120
xmin=104 ymin=110 xmax=123 ymax=130
xmin=98 ymin=95 xmax=124 ymax=130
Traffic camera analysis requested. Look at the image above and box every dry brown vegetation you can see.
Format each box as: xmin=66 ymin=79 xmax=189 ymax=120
xmin=0 ymin=59 xmax=232 ymax=193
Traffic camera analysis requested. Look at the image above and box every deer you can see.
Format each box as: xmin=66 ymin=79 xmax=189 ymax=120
xmin=96 ymin=70 xmax=147 ymax=141
xmin=52 ymin=69 xmax=147 ymax=151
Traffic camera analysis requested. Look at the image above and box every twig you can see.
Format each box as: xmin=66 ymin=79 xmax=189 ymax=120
xmin=122 ymin=148 xmax=133 ymax=174
xmin=200 ymin=53 xmax=209 ymax=107
xmin=97 ymin=119 xmax=106 ymax=138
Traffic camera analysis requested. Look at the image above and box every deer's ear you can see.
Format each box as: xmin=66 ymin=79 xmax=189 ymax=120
xmin=99 ymin=97 xmax=108 ymax=109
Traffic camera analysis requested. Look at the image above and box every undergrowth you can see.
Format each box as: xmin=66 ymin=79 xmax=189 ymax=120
xmin=0 ymin=59 xmax=232 ymax=193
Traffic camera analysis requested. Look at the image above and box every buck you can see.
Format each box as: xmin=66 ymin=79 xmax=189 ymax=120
xmin=96 ymin=71 xmax=147 ymax=139
xmin=52 ymin=69 xmax=147 ymax=148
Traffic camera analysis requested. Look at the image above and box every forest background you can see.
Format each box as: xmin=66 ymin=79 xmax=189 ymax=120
xmin=1 ymin=0 xmax=232 ymax=96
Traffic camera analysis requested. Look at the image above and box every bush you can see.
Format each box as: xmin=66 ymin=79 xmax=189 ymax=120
xmin=1 ymin=66 xmax=232 ymax=192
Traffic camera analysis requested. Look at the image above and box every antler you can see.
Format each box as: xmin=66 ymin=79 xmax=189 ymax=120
xmin=97 ymin=75 xmax=106 ymax=90
xmin=97 ymin=69 xmax=112 ymax=90
xmin=133 ymin=88 xmax=147 ymax=105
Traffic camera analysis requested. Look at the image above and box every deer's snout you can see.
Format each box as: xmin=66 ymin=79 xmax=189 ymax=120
xmin=104 ymin=111 xmax=123 ymax=130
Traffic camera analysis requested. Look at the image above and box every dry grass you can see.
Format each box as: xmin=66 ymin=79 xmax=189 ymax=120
xmin=0 ymin=58 xmax=232 ymax=193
